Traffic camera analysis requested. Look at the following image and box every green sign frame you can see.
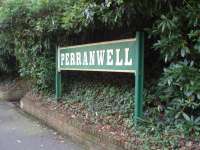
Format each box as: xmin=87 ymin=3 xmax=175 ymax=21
xmin=56 ymin=32 xmax=144 ymax=124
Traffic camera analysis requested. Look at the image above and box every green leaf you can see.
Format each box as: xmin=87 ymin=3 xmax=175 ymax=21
xmin=195 ymin=116 xmax=200 ymax=124
xmin=182 ymin=112 xmax=190 ymax=122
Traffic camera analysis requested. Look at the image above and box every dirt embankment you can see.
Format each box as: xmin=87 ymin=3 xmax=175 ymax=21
xmin=0 ymin=79 xmax=31 ymax=101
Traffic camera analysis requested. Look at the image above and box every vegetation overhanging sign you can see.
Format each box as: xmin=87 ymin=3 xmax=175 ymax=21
xmin=56 ymin=32 xmax=144 ymax=123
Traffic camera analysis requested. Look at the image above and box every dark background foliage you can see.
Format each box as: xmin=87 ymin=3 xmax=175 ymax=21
xmin=0 ymin=0 xmax=200 ymax=138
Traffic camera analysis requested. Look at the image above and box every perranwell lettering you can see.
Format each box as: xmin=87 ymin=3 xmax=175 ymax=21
xmin=60 ymin=48 xmax=133 ymax=66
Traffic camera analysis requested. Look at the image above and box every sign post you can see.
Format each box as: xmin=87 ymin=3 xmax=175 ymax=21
xmin=134 ymin=32 xmax=144 ymax=123
xmin=56 ymin=32 xmax=144 ymax=124
xmin=56 ymin=46 xmax=61 ymax=99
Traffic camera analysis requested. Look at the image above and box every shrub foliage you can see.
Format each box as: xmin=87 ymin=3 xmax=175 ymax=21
xmin=152 ymin=1 xmax=200 ymax=126
xmin=0 ymin=0 xmax=200 ymax=138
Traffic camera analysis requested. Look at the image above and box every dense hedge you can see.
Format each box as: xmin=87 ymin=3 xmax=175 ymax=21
xmin=151 ymin=2 xmax=200 ymax=136
xmin=0 ymin=0 xmax=200 ymax=137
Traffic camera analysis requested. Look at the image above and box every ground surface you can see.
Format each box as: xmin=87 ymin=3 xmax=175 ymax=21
xmin=0 ymin=101 xmax=84 ymax=150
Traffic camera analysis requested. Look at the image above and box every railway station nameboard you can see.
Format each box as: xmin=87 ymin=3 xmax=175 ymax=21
xmin=56 ymin=32 xmax=144 ymax=124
